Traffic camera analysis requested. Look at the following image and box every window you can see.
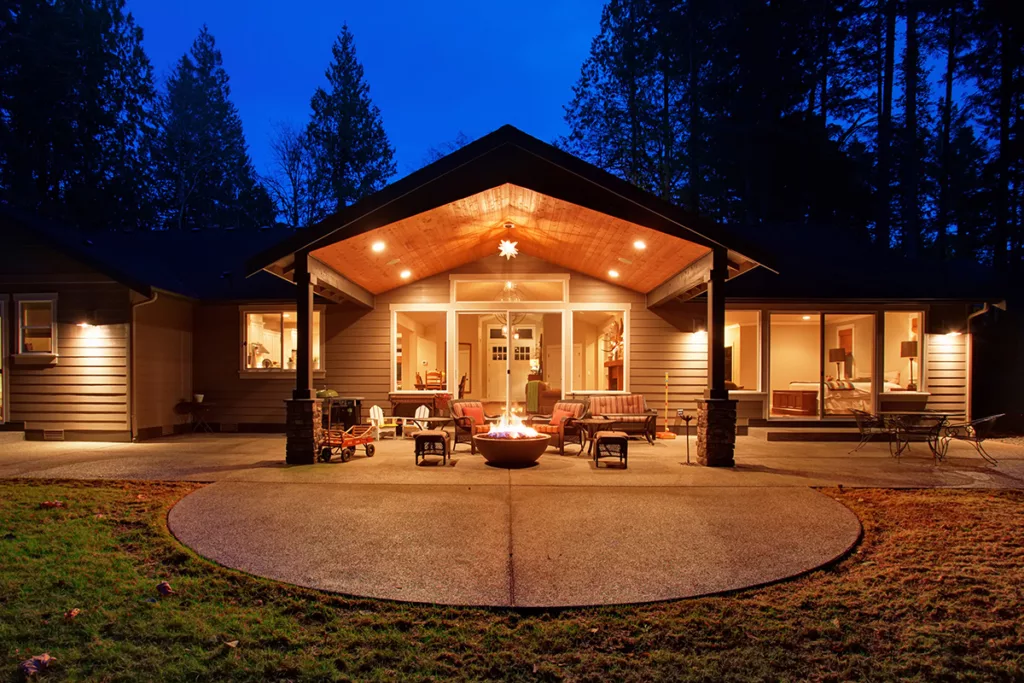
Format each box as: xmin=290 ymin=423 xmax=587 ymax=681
xmin=243 ymin=309 xmax=321 ymax=372
xmin=769 ymin=313 xmax=821 ymax=417
xmin=453 ymin=279 xmax=566 ymax=303
xmin=394 ymin=310 xmax=447 ymax=391
xmin=824 ymin=313 xmax=875 ymax=415
xmin=724 ymin=310 xmax=760 ymax=390
xmin=16 ymin=295 xmax=57 ymax=355
xmin=571 ymin=310 xmax=626 ymax=392
xmin=883 ymin=311 xmax=923 ymax=391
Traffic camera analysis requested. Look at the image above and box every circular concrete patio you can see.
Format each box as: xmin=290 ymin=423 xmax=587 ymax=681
xmin=168 ymin=480 xmax=861 ymax=607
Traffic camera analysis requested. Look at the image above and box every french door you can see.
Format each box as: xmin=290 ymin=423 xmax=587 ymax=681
xmin=457 ymin=310 xmax=561 ymax=413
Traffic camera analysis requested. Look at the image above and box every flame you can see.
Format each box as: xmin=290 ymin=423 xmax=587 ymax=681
xmin=486 ymin=411 xmax=539 ymax=439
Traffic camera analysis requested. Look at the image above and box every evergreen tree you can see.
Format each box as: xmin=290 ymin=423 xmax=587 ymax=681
xmin=306 ymin=24 xmax=395 ymax=213
xmin=0 ymin=0 xmax=157 ymax=231
xmin=153 ymin=26 xmax=273 ymax=230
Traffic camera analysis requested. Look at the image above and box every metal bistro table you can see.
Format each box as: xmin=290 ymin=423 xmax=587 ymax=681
xmin=879 ymin=410 xmax=950 ymax=462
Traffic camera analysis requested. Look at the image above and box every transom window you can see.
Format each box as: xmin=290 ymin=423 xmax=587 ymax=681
xmin=15 ymin=295 xmax=57 ymax=355
xmin=242 ymin=309 xmax=322 ymax=372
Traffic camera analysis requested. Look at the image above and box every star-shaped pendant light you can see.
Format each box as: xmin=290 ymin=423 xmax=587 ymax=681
xmin=498 ymin=239 xmax=519 ymax=260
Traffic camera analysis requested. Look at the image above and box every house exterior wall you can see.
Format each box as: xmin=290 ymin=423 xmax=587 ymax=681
xmin=0 ymin=232 xmax=132 ymax=441
xmin=188 ymin=253 xmax=974 ymax=431
xmin=132 ymin=291 xmax=194 ymax=439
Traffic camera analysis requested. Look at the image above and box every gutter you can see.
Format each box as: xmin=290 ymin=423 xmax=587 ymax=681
xmin=129 ymin=290 xmax=161 ymax=442
xmin=967 ymin=300 xmax=1007 ymax=326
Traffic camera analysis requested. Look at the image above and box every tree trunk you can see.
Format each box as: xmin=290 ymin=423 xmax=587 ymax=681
xmin=993 ymin=18 xmax=1012 ymax=272
xmin=687 ymin=4 xmax=701 ymax=214
xmin=876 ymin=0 xmax=896 ymax=250
xmin=937 ymin=6 xmax=956 ymax=260
xmin=902 ymin=2 xmax=921 ymax=258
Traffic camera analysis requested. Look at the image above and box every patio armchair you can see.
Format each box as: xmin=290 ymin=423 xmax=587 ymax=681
xmin=368 ymin=404 xmax=397 ymax=440
xmin=528 ymin=400 xmax=588 ymax=455
xmin=586 ymin=394 xmax=657 ymax=444
xmin=849 ymin=409 xmax=887 ymax=454
xmin=450 ymin=399 xmax=500 ymax=454
xmin=940 ymin=413 xmax=1004 ymax=465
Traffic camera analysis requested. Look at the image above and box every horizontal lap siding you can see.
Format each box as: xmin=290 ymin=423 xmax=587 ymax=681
xmin=134 ymin=293 xmax=193 ymax=436
xmin=924 ymin=333 xmax=969 ymax=419
xmin=629 ymin=309 xmax=707 ymax=418
xmin=10 ymin=319 xmax=130 ymax=432
xmin=1 ymin=233 xmax=132 ymax=435
xmin=193 ymin=304 xmax=292 ymax=427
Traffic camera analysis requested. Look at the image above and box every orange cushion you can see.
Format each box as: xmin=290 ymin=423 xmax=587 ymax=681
xmin=550 ymin=408 xmax=574 ymax=424
xmin=474 ymin=424 xmax=491 ymax=434
xmin=462 ymin=406 xmax=485 ymax=426
xmin=534 ymin=424 xmax=560 ymax=434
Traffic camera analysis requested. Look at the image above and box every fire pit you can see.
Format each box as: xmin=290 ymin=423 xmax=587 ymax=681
xmin=473 ymin=412 xmax=550 ymax=468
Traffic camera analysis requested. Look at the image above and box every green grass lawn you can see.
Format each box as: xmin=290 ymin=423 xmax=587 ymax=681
xmin=1 ymin=481 xmax=1022 ymax=682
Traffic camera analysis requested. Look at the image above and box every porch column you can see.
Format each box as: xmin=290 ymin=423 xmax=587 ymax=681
xmin=697 ymin=247 xmax=737 ymax=467
xmin=285 ymin=251 xmax=321 ymax=464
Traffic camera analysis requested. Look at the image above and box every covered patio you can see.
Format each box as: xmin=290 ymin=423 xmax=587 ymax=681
xmin=248 ymin=125 xmax=770 ymax=466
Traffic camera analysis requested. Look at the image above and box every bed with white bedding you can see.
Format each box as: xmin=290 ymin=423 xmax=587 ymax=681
xmin=785 ymin=380 xmax=902 ymax=414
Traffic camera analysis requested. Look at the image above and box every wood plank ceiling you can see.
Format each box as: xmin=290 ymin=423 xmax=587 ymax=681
xmin=311 ymin=183 xmax=711 ymax=295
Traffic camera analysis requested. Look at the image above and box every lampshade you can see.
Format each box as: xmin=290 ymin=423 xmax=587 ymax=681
xmin=900 ymin=341 xmax=919 ymax=358
xmin=828 ymin=348 xmax=846 ymax=363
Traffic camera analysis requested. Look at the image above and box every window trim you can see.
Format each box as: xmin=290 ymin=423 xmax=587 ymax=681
xmin=13 ymin=293 xmax=58 ymax=359
xmin=391 ymin=307 xmax=450 ymax=394
xmin=238 ymin=304 xmax=326 ymax=379
xmin=568 ymin=306 xmax=631 ymax=395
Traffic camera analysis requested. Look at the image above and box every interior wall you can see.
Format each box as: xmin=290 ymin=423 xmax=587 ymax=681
xmin=739 ymin=323 xmax=758 ymax=389
xmin=769 ymin=321 xmax=820 ymax=391
xmin=824 ymin=315 xmax=874 ymax=379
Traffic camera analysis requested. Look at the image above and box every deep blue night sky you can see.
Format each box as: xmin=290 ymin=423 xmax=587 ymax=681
xmin=128 ymin=0 xmax=604 ymax=180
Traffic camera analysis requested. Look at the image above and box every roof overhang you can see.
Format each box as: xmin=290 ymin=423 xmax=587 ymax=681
xmin=248 ymin=125 xmax=774 ymax=305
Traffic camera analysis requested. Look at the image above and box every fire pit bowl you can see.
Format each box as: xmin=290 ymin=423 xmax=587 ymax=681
xmin=473 ymin=434 xmax=550 ymax=468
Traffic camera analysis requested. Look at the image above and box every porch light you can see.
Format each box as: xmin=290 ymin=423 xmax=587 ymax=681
xmin=608 ymin=269 xmax=619 ymax=278
xmin=633 ymin=240 xmax=646 ymax=250
xmin=372 ymin=241 xmax=386 ymax=253
xmin=400 ymin=270 xmax=411 ymax=279
xmin=77 ymin=322 xmax=92 ymax=329
xmin=283 ymin=313 xmax=290 ymax=319
xmin=802 ymin=315 xmax=812 ymax=320
xmin=693 ymin=329 xmax=707 ymax=342
xmin=498 ymin=239 xmax=519 ymax=260
xmin=946 ymin=330 xmax=962 ymax=337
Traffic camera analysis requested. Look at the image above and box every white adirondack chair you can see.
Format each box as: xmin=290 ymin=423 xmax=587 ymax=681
xmin=368 ymin=404 xmax=396 ymax=440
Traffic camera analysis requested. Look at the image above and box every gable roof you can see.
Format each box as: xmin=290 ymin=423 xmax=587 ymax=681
xmin=1 ymin=205 xmax=296 ymax=301
xmin=247 ymin=124 xmax=775 ymax=284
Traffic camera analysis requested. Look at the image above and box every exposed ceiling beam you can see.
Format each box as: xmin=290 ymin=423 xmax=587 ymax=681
xmin=307 ymin=256 xmax=375 ymax=308
xmin=646 ymin=252 xmax=714 ymax=307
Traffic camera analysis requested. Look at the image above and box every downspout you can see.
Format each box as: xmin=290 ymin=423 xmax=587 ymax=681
xmin=130 ymin=290 xmax=160 ymax=442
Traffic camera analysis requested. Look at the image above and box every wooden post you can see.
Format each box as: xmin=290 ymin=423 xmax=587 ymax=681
xmin=293 ymin=251 xmax=315 ymax=401
xmin=707 ymin=247 xmax=728 ymax=400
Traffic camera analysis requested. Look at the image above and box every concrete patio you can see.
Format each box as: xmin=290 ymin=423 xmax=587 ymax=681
xmin=3 ymin=432 xmax=1022 ymax=606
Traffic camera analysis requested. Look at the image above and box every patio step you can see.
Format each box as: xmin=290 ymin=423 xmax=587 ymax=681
xmin=749 ymin=427 xmax=881 ymax=442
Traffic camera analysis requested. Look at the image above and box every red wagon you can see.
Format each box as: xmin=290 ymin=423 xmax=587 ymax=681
xmin=319 ymin=424 xmax=376 ymax=462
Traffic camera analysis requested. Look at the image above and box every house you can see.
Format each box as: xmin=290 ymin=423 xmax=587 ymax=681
xmin=0 ymin=126 xmax=1003 ymax=465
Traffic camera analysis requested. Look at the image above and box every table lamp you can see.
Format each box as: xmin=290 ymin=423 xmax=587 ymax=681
xmin=828 ymin=348 xmax=846 ymax=379
xmin=901 ymin=341 xmax=919 ymax=391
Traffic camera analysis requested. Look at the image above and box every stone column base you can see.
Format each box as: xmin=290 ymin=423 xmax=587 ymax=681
xmin=285 ymin=399 xmax=323 ymax=465
xmin=696 ymin=398 xmax=737 ymax=467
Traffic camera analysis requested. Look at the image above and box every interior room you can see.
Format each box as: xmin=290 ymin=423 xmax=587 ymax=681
xmin=394 ymin=310 xmax=447 ymax=391
xmin=571 ymin=310 xmax=624 ymax=393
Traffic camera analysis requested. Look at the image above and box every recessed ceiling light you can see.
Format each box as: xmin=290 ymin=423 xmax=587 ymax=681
xmin=618 ymin=257 xmax=633 ymax=265
xmin=802 ymin=315 xmax=812 ymax=320
xmin=400 ymin=269 xmax=411 ymax=279
xmin=633 ymin=240 xmax=646 ymax=250
xmin=608 ymin=269 xmax=619 ymax=278
xmin=371 ymin=241 xmax=385 ymax=253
